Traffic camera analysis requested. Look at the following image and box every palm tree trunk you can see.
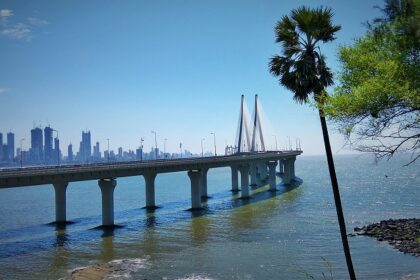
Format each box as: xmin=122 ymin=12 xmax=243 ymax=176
xmin=318 ymin=109 xmax=357 ymax=280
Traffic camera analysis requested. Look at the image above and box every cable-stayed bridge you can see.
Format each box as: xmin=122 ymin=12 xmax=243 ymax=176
xmin=0 ymin=96 xmax=302 ymax=227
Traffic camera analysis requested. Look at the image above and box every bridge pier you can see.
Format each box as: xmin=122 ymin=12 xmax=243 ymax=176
xmin=282 ymin=158 xmax=296 ymax=185
xmin=250 ymin=163 xmax=257 ymax=186
xmin=188 ymin=170 xmax=202 ymax=209
xmin=200 ymin=167 xmax=209 ymax=198
xmin=98 ymin=179 xmax=117 ymax=226
xmin=290 ymin=157 xmax=296 ymax=180
xmin=268 ymin=161 xmax=277 ymax=191
xmin=239 ymin=164 xmax=250 ymax=198
xmin=231 ymin=165 xmax=239 ymax=192
xmin=144 ymin=172 xmax=157 ymax=209
xmin=53 ymin=181 xmax=68 ymax=223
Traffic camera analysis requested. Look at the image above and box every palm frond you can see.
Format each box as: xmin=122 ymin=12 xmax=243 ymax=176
xmin=270 ymin=5 xmax=340 ymax=102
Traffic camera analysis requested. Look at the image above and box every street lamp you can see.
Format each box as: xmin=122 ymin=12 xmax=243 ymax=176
xmin=287 ymin=136 xmax=291 ymax=150
xmin=210 ymin=132 xmax=217 ymax=156
xmin=107 ymin=138 xmax=110 ymax=163
xmin=140 ymin=138 xmax=144 ymax=161
xmin=151 ymin=131 xmax=158 ymax=159
xmin=201 ymin=138 xmax=205 ymax=157
xmin=272 ymin=134 xmax=278 ymax=151
xmin=164 ymin=138 xmax=167 ymax=158
xmin=20 ymin=138 xmax=25 ymax=168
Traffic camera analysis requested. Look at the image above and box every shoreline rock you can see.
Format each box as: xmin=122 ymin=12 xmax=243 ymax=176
xmin=354 ymin=218 xmax=420 ymax=257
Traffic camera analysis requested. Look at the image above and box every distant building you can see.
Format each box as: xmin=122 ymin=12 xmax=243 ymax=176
xmin=79 ymin=130 xmax=91 ymax=163
xmin=7 ymin=132 xmax=14 ymax=161
xmin=136 ymin=148 xmax=142 ymax=160
xmin=93 ymin=141 xmax=101 ymax=160
xmin=68 ymin=144 xmax=73 ymax=162
xmin=30 ymin=128 xmax=43 ymax=163
xmin=118 ymin=147 xmax=123 ymax=159
xmin=54 ymin=137 xmax=60 ymax=164
xmin=1 ymin=144 xmax=7 ymax=162
xmin=44 ymin=126 xmax=54 ymax=164
xmin=0 ymin=132 xmax=2 ymax=161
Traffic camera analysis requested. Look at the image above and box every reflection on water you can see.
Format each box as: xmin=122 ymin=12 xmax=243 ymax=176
xmin=100 ymin=234 xmax=115 ymax=262
xmin=0 ymin=157 xmax=419 ymax=279
xmin=189 ymin=213 xmax=210 ymax=245
xmin=51 ymin=230 xmax=70 ymax=274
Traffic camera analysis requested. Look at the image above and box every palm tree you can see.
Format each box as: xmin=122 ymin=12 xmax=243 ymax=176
xmin=269 ymin=6 xmax=356 ymax=280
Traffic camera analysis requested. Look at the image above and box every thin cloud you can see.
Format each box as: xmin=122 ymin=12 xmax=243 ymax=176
xmin=2 ymin=23 xmax=31 ymax=40
xmin=0 ymin=88 xmax=10 ymax=95
xmin=0 ymin=9 xmax=13 ymax=18
xmin=27 ymin=17 xmax=49 ymax=26
xmin=0 ymin=9 xmax=48 ymax=41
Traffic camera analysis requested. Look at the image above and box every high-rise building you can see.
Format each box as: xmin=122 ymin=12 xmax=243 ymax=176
xmin=54 ymin=137 xmax=60 ymax=164
xmin=118 ymin=147 xmax=123 ymax=159
xmin=68 ymin=144 xmax=73 ymax=162
xmin=0 ymin=132 xmax=3 ymax=161
xmin=1 ymin=145 xmax=7 ymax=162
xmin=79 ymin=130 xmax=91 ymax=162
xmin=93 ymin=141 xmax=100 ymax=160
xmin=7 ymin=132 xmax=14 ymax=161
xmin=44 ymin=126 xmax=53 ymax=164
xmin=30 ymin=128 xmax=43 ymax=163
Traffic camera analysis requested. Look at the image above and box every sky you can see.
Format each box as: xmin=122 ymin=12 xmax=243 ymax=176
xmin=0 ymin=0 xmax=384 ymax=156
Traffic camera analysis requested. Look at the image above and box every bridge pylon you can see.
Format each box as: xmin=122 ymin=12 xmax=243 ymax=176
xmin=251 ymin=94 xmax=265 ymax=152
xmin=235 ymin=94 xmax=267 ymax=153
xmin=235 ymin=95 xmax=251 ymax=153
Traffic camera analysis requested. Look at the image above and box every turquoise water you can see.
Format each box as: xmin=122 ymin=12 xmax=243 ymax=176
xmin=0 ymin=155 xmax=419 ymax=279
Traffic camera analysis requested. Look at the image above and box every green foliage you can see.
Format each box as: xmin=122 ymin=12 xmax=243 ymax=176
xmin=325 ymin=0 xmax=420 ymax=163
xmin=269 ymin=6 xmax=341 ymax=103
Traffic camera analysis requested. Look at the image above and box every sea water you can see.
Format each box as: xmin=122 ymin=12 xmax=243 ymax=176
xmin=0 ymin=154 xmax=419 ymax=279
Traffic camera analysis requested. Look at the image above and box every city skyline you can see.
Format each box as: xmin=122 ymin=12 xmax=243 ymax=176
xmin=0 ymin=0 xmax=384 ymax=156
xmin=0 ymin=125 xmax=229 ymax=167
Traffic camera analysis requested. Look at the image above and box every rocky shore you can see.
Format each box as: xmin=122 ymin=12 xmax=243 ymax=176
xmin=354 ymin=218 xmax=420 ymax=257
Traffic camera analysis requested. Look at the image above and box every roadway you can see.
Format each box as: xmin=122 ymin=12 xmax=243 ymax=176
xmin=0 ymin=151 xmax=302 ymax=188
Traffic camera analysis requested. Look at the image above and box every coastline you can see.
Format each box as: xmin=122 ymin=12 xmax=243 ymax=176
xmin=354 ymin=218 xmax=420 ymax=257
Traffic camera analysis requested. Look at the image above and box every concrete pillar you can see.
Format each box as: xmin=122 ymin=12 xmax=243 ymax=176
xmin=268 ymin=161 xmax=278 ymax=191
xmin=200 ymin=167 xmax=209 ymax=198
xmin=144 ymin=172 xmax=157 ymax=208
xmin=290 ymin=157 xmax=296 ymax=180
xmin=250 ymin=163 xmax=257 ymax=186
xmin=188 ymin=170 xmax=202 ymax=209
xmin=231 ymin=165 xmax=239 ymax=191
xmin=239 ymin=164 xmax=250 ymax=198
xmin=53 ymin=182 xmax=68 ymax=223
xmin=98 ymin=179 xmax=117 ymax=226
xmin=283 ymin=159 xmax=291 ymax=185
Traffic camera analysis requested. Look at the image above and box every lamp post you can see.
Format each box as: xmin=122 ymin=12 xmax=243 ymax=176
xmin=287 ymin=136 xmax=291 ymax=150
xmin=201 ymin=138 xmax=205 ymax=157
xmin=20 ymin=138 xmax=25 ymax=168
xmin=107 ymin=138 xmax=110 ymax=163
xmin=210 ymin=132 xmax=217 ymax=156
xmin=272 ymin=134 xmax=278 ymax=151
xmin=140 ymin=138 xmax=144 ymax=161
xmin=151 ymin=131 xmax=157 ymax=159
xmin=164 ymin=138 xmax=167 ymax=159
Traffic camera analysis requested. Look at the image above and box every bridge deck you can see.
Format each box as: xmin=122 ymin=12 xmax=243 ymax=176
xmin=0 ymin=151 xmax=301 ymax=188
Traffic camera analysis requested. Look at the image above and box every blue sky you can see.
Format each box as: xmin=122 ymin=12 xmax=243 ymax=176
xmin=0 ymin=0 xmax=383 ymax=155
